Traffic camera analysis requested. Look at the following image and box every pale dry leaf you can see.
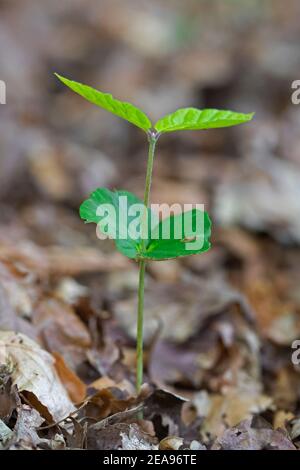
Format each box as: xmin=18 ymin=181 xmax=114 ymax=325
xmin=14 ymin=404 xmax=44 ymax=447
xmin=0 ymin=419 xmax=13 ymax=449
xmin=0 ymin=331 xmax=74 ymax=421
xmin=120 ymin=424 xmax=158 ymax=450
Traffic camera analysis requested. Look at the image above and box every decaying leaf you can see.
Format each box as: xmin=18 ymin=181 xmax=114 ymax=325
xmin=0 ymin=331 xmax=74 ymax=422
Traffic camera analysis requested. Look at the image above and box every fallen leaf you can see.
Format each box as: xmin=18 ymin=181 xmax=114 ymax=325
xmin=0 ymin=331 xmax=74 ymax=421
xmin=0 ymin=419 xmax=13 ymax=449
xmin=14 ymin=404 xmax=44 ymax=448
xmin=0 ymin=366 xmax=19 ymax=420
xmin=53 ymin=352 xmax=86 ymax=403
xmin=85 ymin=384 xmax=135 ymax=420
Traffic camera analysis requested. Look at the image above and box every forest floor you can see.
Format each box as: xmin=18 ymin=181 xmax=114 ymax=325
xmin=0 ymin=0 xmax=300 ymax=450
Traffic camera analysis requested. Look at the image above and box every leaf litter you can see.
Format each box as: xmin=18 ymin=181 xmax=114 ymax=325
xmin=0 ymin=0 xmax=300 ymax=450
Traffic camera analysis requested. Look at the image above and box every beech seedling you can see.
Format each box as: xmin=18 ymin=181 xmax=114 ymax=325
xmin=55 ymin=73 xmax=254 ymax=393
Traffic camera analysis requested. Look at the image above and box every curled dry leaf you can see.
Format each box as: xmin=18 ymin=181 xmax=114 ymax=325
xmin=143 ymin=389 xmax=188 ymax=438
xmin=85 ymin=376 xmax=136 ymax=420
xmin=53 ymin=352 xmax=86 ymax=403
xmin=0 ymin=331 xmax=74 ymax=422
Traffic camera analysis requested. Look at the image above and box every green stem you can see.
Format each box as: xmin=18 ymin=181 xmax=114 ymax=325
xmin=136 ymin=259 xmax=145 ymax=393
xmin=136 ymin=132 xmax=157 ymax=394
xmin=143 ymin=134 xmax=157 ymax=209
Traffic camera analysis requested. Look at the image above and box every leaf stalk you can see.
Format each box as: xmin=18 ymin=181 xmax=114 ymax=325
xmin=136 ymin=132 xmax=157 ymax=394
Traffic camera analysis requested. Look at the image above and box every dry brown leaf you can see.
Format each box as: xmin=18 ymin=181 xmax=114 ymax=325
xmin=53 ymin=352 xmax=86 ymax=403
xmin=90 ymin=376 xmax=135 ymax=395
xmin=85 ymin=384 xmax=136 ymax=420
xmin=0 ymin=331 xmax=74 ymax=422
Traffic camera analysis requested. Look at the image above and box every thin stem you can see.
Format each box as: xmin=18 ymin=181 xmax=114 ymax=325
xmin=136 ymin=132 xmax=157 ymax=394
xmin=136 ymin=259 xmax=145 ymax=393
xmin=143 ymin=134 xmax=157 ymax=209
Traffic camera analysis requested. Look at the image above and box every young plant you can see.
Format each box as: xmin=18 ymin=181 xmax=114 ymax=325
xmin=55 ymin=73 xmax=254 ymax=393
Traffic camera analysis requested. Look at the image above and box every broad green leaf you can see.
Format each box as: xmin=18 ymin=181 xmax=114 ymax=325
xmin=79 ymin=188 xmax=153 ymax=259
xmin=154 ymin=108 xmax=254 ymax=134
xmin=141 ymin=209 xmax=211 ymax=260
xmin=80 ymin=188 xmax=211 ymax=261
xmin=55 ymin=74 xmax=152 ymax=132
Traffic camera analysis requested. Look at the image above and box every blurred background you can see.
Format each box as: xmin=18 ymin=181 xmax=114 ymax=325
xmin=1 ymin=0 xmax=300 ymax=438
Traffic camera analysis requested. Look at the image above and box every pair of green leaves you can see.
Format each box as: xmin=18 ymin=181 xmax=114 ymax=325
xmin=79 ymin=188 xmax=211 ymax=261
xmin=56 ymin=74 xmax=254 ymax=261
xmin=55 ymin=73 xmax=254 ymax=134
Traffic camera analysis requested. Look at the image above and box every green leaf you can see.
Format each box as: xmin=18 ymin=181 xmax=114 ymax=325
xmin=141 ymin=209 xmax=211 ymax=260
xmin=79 ymin=188 xmax=152 ymax=259
xmin=154 ymin=108 xmax=254 ymax=134
xmin=55 ymin=73 xmax=152 ymax=132
xmin=80 ymin=188 xmax=212 ymax=261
